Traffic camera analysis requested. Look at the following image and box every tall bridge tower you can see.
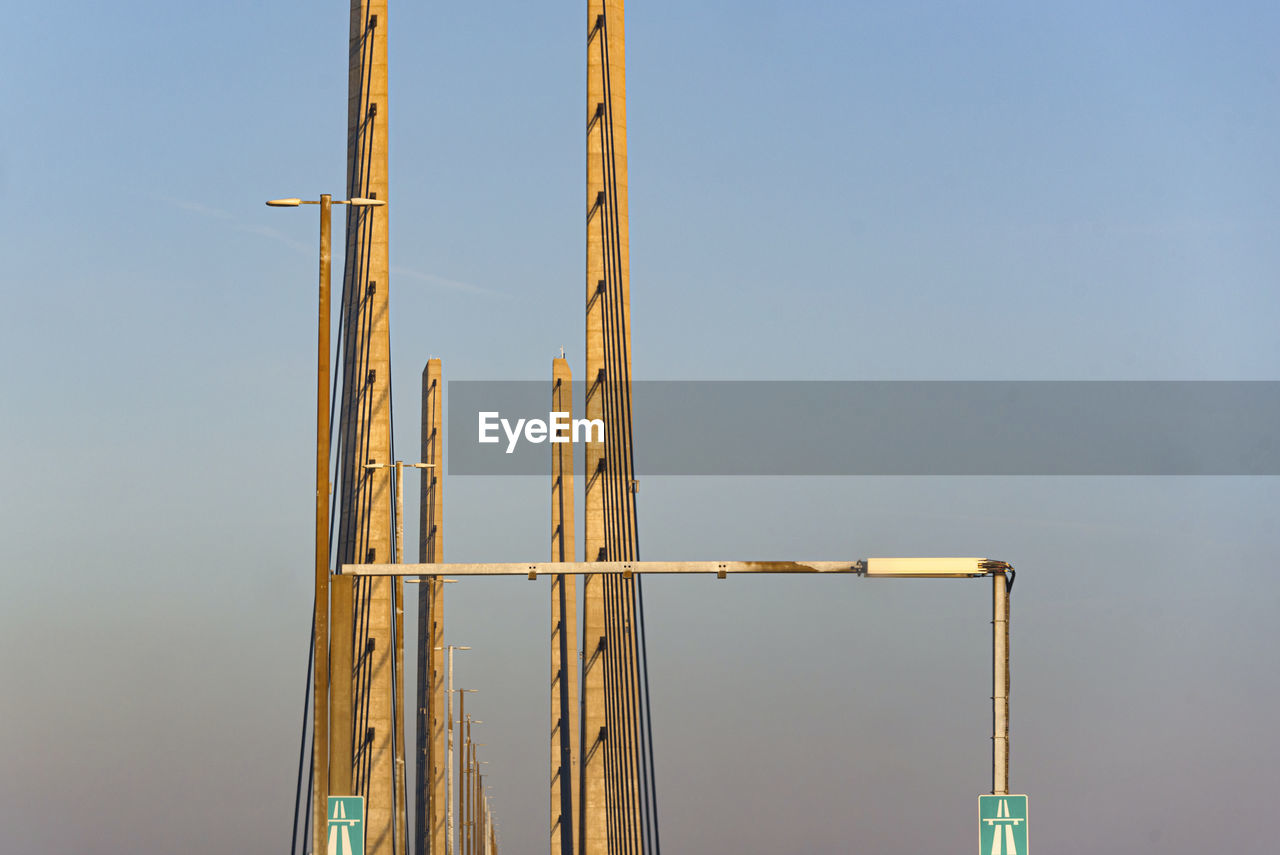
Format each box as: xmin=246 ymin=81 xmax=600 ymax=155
xmin=581 ymin=3 xmax=657 ymax=855
xmin=331 ymin=3 xmax=402 ymax=855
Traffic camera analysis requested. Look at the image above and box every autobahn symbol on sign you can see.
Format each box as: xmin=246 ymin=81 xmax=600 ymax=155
xmin=327 ymin=796 xmax=364 ymax=855
xmin=980 ymin=794 xmax=1028 ymax=855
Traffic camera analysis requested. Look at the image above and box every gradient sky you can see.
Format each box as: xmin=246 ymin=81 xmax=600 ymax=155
xmin=2 ymin=2 xmax=1278 ymax=854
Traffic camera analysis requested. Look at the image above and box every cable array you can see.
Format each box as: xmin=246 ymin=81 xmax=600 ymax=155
xmin=588 ymin=7 xmax=661 ymax=855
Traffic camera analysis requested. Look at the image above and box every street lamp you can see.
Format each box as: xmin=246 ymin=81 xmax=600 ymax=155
xmin=363 ymin=461 xmax=436 ymax=565
xmin=434 ymin=647 xmax=472 ymax=855
xmin=362 ymin=458 xmax=436 ymax=854
xmin=266 ymin=192 xmax=385 ymax=855
xmin=457 ymin=691 xmax=478 ymax=855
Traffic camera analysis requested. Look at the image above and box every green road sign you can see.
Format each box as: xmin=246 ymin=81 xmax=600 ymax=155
xmin=980 ymin=794 xmax=1028 ymax=855
xmin=327 ymin=796 xmax=365 ymax=855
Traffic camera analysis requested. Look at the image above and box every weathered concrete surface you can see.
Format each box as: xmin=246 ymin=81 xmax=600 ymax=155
xmin=583 ymin=3 xmax=645 ymax=853
xmin=336 ymin=1 xmax=395 ymax=853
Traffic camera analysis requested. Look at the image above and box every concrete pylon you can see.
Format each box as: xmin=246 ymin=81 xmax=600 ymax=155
xmin=582 ymin=2 xmax=646 ymax=854
xmin=551 ymin=358 xmax=579 ymax=855
xmin=417 ymin=360 xmax=447 ymax=855
xmin=334 ymin=1 xmax=396 ymax=853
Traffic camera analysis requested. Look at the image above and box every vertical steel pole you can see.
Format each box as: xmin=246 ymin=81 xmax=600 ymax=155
xmin=394 ymin=462 xmax=404 ymax=565
xmin=459 ymin=701 xmax=465 ymax=855
xmin=313 ymin=193 xmax=333 ymax=855
xmin=393 ymin=461 xmax=408 ymax=855
xmin=331 ymin=571 xmax=354 ymax=798
xmin=470 ymin=745 xmax=479 ymax=855
xmin=447 ymin=650 xmax=456 ymax=855
xmin=992 ymin=570 xmax=1010 ymax=795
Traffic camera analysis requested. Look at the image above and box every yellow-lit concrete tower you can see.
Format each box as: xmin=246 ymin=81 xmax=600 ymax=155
xmin=582 ymin=3 xmax=647 ymax=855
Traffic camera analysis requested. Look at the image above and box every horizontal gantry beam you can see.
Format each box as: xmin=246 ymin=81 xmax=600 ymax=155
xmin=337 ymin=557 xmax=1004 ymax=579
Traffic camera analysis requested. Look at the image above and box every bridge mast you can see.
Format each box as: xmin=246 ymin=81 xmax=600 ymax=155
xmin=333 ymin=1 xmax=399 ymax=854
xmin=583 ymin=2 xmax=649 ymax=854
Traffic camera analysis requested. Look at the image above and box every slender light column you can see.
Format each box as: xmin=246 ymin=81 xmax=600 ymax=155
xmin=487 ymin=805 xmax=495 ymax=855
xmin=393 ymin=461 xmax=407 ymax=855
xmin=311 ymin=194 xmax=333 ymax=855
xmin=416 ymin=361 xmax=447 ymax=855
xmin=331 ymin=570 xmax=355 ymax=796
xmin=458 ymin=695 xmax=474 ymax=855
xmin=471 ymin=747 xmax=480 ymax=855
xmin=442 ymin=648 xmax=471 ymax=855
xmin=551 ymin=358 xmax=579 ymax=855
xmin=992 ymin=570 xmax=1010 ymax=794
xmin=474 ymin=770 xmax=483 ymax=855
xmin=334 ymin=0 xmax=394 ymax=852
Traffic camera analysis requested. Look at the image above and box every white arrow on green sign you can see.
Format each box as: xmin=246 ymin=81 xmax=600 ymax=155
xmin=979 ymin=794 xmax=1027 ymax=855
xmin=327 ymin=795 xmax=365 ymax=855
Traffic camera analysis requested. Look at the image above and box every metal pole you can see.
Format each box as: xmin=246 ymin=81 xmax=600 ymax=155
xmin=395 ymin=462 xmax=404 ymax=565
xmin=447 ymin=651 xmax=456 ymax=855
xmin=992 ymin=570 xmax=1010 ymax=794
xmin=476 ymin=774 xmax=485 ymax=855
xmin=393 ymin=461 xmax=408 ymax=855
xmin=460 ymin=699 xmax=469 ymax=855
xmin=486 ymin=794 xmax=493 ymax=855
xmin=313 ymin=193 xmax=332 ymax=855
xmin=470 ymin=744 xmax=479 ymax=855
xmin=330 ymin=572 xmax=354 ymax=798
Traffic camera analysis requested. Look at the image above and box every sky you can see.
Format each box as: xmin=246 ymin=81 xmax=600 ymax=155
xmin=2 ymin=1 xmax=1278 ymax=853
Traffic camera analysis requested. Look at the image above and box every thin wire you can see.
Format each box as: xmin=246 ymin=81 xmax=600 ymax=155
xmin=303 ymin=743 xmax=314 ymax=853
xmin=598 ymin=10 xmax=658 ymax=852
xmin=291 ymin=605 xmax=315 ymax=855
xmin=635 ymin=575 xmax=660 ymax=855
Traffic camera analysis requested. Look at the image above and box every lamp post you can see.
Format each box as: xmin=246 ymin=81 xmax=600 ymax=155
xmin=457 ymin=692 xmax=477 ymax=855
xmin=363 ymin=461 xmax=437 ymax=566
xmin=473 ymin=761 xmax=489 ymax=855
xmin=363 ymin=458 xmax=435 ymax=855
xmin=469 ymin=746 xmax=488 ymax=855
xmin=266 ymin=193 xmax=384 ymax=855
xmin=991 ymin=566 xmax=1012 ymax=795
xmin=467 ymin=731 xmax=487 ymax=855
xmin=435 ymin=646 xmax=471 ymax=855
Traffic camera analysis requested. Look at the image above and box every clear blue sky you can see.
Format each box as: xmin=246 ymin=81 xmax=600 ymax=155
xmin=2 ymin=2 xmax=1278 ymax=854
